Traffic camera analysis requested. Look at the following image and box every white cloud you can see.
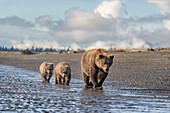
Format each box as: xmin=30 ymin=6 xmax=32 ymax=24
xmin=131 ymin=38 xmax=150 ymax=48
xmin=94 ymin=0 xmax=127 ymax=18
xmin=144 ymin=0 xmax=170 ymax=15
xmin=11 ymin=39 xmax=62 ymax=49
xmin=144 ymin=0 xmax=170 ymax=31
xmin=86 ymin=37 xmax=150 ymax=50
xmin=1 ymin=0 xmax=170 ymax=50
xmin=58 ymin=9 xmax=111 ymax=31
xmin=4 ymin=9 xmax=162 ymax=50
xmin=86 ymin=41 xmax=112 ymax=50
xmin=70 ymin=43 xmax=80 ymax=50
xmin=163 ymin=20 xmax=170 ymax=30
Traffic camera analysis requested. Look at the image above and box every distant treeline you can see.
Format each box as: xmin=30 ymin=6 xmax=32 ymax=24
xmin=0 ymin=46 xmax=71 ymax=52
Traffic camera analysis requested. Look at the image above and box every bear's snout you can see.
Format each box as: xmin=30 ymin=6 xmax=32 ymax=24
xmin=103 ymin=67 xmax=109 ymax=73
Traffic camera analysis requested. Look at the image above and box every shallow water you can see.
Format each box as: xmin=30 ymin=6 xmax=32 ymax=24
xmin=0 ymin=64 xmax=170 ymax=113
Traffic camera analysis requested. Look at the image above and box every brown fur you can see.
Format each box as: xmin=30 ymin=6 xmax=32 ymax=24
xmin=39 ymin=62 xmax=54 ymax=83
xmin=54 ymin=61 xmax=71 ymax=85
xmin=81 ymin=48 xmax=114 ymax=89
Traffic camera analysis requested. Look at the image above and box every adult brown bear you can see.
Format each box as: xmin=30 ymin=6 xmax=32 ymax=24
xmin=81 ymin=48 xmax=114 ymax=90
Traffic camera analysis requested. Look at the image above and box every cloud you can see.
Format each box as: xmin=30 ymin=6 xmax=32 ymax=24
xmin=0 ymin=16 xmax=34 ymax=28
xmin=139 ymin=28 xmax=170 ymax=47
xmin=163 ymin=20 xmax=170 ymax=30
xmin=7 ymin=9 xmax=162 ymax=49
xmin=0 ymin=23 xmax=54 ymax=41
xmin=11 ymin=39 xmax=81 ymax=51
xmin=57 ymin=9 xmax=112 ymax=31
xmin=144 ymin=0 xmax=170 ymax=15
xmin=35 ymin=15 xmax=57 ymax=30
xmin=52 ymin=6 xmax=170 ymax=49
xmin=70 ymin=43 xmax=80 ymax=50
xmin=10 ymin=39 xmax=63 ymax=50
xmin=86 ymin=37 xmax=151 ymax=50
xmin=144 ymin=0 xmax=170 ymax=32
xmin=1 ymin=0 xmax=170 ymax=50
xmin=94 ymin=0 xmax=127 ymax=18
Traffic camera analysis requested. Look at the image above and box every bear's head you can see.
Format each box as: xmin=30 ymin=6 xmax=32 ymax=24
xmin=95 ymin=53 xmax=114 ymax=73
xmin=59 ymin=64 xmax=71 ymax=78
xmin=46 ymin=63 xmax=54 ymax=74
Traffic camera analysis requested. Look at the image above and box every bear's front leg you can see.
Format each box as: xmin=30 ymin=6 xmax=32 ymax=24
xmin=55 ymin=78 xmax=58 ymax=84
xmin=89 ymin=75 xmax=99 ymax=88
xmin=46 ymin=73 xmax=52 ymax=83
xmin=83 ymin=72 xmax=93 ymax=88
xmin=61 ymin=78 xmax=65 ymax=85
xmin=41 ymin=73 xmax=47 ymax=83
xmin=57 ymin=75 xmax=62 ymax=85
xmin=89 ymin=68 xmax=99 ymax=88
xmin=88 ymin=81 xmax=93 ymax=87
xmin=97 ymin=71 xmax=107 ymax=88
xmin=65 ymin=75 xmax=70 ymax=85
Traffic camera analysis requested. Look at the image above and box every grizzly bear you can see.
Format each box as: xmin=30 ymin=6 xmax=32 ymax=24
xmin=81 ymin=48 xmax=114 ymax=90
xmin=54 ymin=61 xmax=71 ymax=85
xmin=39 ymin=62 xmax=54 ymax=83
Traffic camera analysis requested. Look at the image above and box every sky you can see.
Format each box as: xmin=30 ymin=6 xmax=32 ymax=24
xmin=0 ymin=0 xmax=170 ymax=50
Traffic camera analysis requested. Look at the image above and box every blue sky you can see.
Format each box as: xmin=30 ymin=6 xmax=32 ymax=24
xmin=0 ymin=0 xmax=159 ymax=20
xmin=0 ymin=0 xmax=104 ymax=21
xmin=0 ymin=0 xmax=170 ymax=50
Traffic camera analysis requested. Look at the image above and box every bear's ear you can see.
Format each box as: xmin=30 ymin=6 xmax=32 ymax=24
xmin=99 ymin=54 xmax=104 ymax=59
xmin=109 ymin=54 xmax=114 ymax=59
xmin=65 ymin=65 xmax=69 ymax=68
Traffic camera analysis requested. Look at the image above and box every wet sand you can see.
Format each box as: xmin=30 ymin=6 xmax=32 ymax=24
xmin=0 ymin=51 xmax=170 ymax=112
xmin=0 ymin=51 xmax=170 ymax=89
xmin=0 ymin=64 xmax=170 ymax=112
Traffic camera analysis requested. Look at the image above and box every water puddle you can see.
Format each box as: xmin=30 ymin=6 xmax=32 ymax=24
xmin=0 ymin=64 xmax=170 ymax=112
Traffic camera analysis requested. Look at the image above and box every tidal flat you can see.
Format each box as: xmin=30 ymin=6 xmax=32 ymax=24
xmin=0 ymin=51 xmax=170 ymax=112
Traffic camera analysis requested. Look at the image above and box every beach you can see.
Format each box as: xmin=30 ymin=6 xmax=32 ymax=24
xmin=0 ymin=51 xmax=170 ymax=112
xmin=0 ymin=51 xmax=170 ymax=90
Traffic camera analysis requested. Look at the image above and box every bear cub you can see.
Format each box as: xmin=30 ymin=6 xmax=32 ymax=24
xmin=54 ymin=61 xmax=71 ymax=85
xmin=39 ymin=62 xmax=54 ymax=83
